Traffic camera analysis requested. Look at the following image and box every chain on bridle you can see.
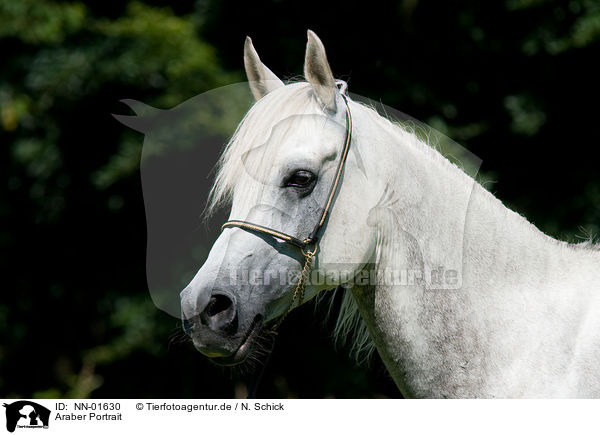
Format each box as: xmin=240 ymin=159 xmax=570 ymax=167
xmin=221 ymin=92 xmax=353 ymax=331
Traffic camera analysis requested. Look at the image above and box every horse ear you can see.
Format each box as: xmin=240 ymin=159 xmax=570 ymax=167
xmin=244 ymin=37 xmax=284 ymax=100
xmin=304 ymin=30 xmax=337 ymax=113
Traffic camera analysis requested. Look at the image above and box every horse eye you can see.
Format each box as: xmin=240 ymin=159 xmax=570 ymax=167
xmin=285 ymin=170 xmax=315 ymax=188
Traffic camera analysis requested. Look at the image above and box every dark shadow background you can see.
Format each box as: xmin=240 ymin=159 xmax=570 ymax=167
xmin=1 ymin=0 xmax=598 ymax=398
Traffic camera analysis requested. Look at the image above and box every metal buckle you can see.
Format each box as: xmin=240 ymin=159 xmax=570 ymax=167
xmin=301 ymin=242 xmax=318 ymax=257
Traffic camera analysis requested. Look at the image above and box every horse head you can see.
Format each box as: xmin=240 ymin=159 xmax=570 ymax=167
xmin=180 ymin=31 xmax=377 ymax=365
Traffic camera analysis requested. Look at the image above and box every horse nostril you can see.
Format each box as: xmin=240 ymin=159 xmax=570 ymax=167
xmin=206 ymin=294 xmax=232 ymax=317
xmin=200 ymin=293 xmax=237 ymax=333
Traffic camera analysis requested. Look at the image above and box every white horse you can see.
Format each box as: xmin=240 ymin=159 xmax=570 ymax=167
xmin=180 ymin=30 xmax=600 ymax=398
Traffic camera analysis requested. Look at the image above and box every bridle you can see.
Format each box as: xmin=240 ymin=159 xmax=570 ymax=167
xmin=220 ymin=92 xmax=353 ymax=330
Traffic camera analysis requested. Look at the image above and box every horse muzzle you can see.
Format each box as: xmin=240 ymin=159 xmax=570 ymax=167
xmin=181 ymin=288 xmax=263 ymax=365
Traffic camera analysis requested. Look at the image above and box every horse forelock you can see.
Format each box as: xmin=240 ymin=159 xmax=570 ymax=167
xmin=206 ymin=81 xmax=325 ymax=217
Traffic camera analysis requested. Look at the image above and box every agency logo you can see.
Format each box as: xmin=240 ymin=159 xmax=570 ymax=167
xmin=3 ymin=401 xmax=50 ymax=433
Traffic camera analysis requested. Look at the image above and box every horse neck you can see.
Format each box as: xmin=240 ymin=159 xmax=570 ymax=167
xmin=350 ymin=105 xmax=599 ymax=397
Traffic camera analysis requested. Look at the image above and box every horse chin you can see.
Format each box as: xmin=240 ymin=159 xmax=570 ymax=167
xmin=208 ymin=315 xmax=263 ymax=366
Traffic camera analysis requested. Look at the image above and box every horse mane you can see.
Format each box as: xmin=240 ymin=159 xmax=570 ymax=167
xmin=574 ymin=230 xmax=600 ymax=251
xmin=316 ymin=287 xmax=376 ymax=365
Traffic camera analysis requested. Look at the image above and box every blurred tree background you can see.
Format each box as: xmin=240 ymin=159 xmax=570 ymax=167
xmin=1 ymin=0 xmax=598 ymax=398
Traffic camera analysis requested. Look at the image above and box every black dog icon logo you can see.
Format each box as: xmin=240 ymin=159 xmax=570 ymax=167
xmin=3 ymin=401 xmax=50 ymax=432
